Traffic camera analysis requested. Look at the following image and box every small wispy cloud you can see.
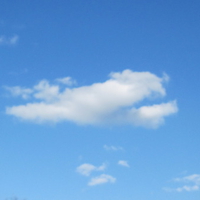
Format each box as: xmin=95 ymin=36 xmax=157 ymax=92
xmin=76 ymin=163 xmax=115 ymax=187
xmin=163 ymin=174 xmax=200 ymax=192
xmin=103 ymin=145 xmax=123 ymax=151
xmin=0 ymin=35 xmax=19 ymax=45
xmin=88 ymin=174 xmax=116 ymax=186
xmin=9 ymin=35 xmax=19 ymax=44
xmin=174 ymin=174 xmax=200 ymax=184
xmin=56 ymin=77 xmax=76 ymax=86
xmin=4 ymin=86 xmax=33 ymax=99
xmin=118 ymin=160 xmax=130 ymax=167
xmin=76 ymin=163 xmax=106 ymax=176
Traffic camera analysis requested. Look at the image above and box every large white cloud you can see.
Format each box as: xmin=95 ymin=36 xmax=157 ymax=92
xmin=5 ymin=69 xmax=178 ymax=127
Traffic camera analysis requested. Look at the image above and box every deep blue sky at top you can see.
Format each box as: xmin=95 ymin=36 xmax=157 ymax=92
xmin=0 ymin=1 xmax=200 ymax=200
xmin=1 ymin=0 xmax=200 ymax=125
xmin=1 ymin=0 xmax=200 ymax=84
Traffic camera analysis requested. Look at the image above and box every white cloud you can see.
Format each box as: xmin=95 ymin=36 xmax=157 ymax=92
xmin=0 ymin=35 xmax=19 ymax=45
xmin=76 ymin=164 xmax=96 ymax=176
xmin=5 ymin=69 xmax=178 ymax=127
xmin=131 ymin=101 xmax=178 ymax=127
xmin=56 ymin=77 xmax=76 ymax=85
xmin=103 ymin=145 xmax=123 ymax=151
xmin=88 ymin=174 xmax=116 ymax=186
xmin=118 ymin=160 xmax=130 ymax=167
xmin=76 ymin=163 xmax=106 ymax=176
xmin=164 ymin=174 xmax=200 ymax=192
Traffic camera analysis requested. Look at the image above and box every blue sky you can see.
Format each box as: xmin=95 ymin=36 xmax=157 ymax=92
xmin=0 ymin=0 xmax=200 ymax=199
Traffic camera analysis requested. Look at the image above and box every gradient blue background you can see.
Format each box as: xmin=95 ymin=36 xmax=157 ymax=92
xmin=0 ymin=0 xmax=200 ymax=199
